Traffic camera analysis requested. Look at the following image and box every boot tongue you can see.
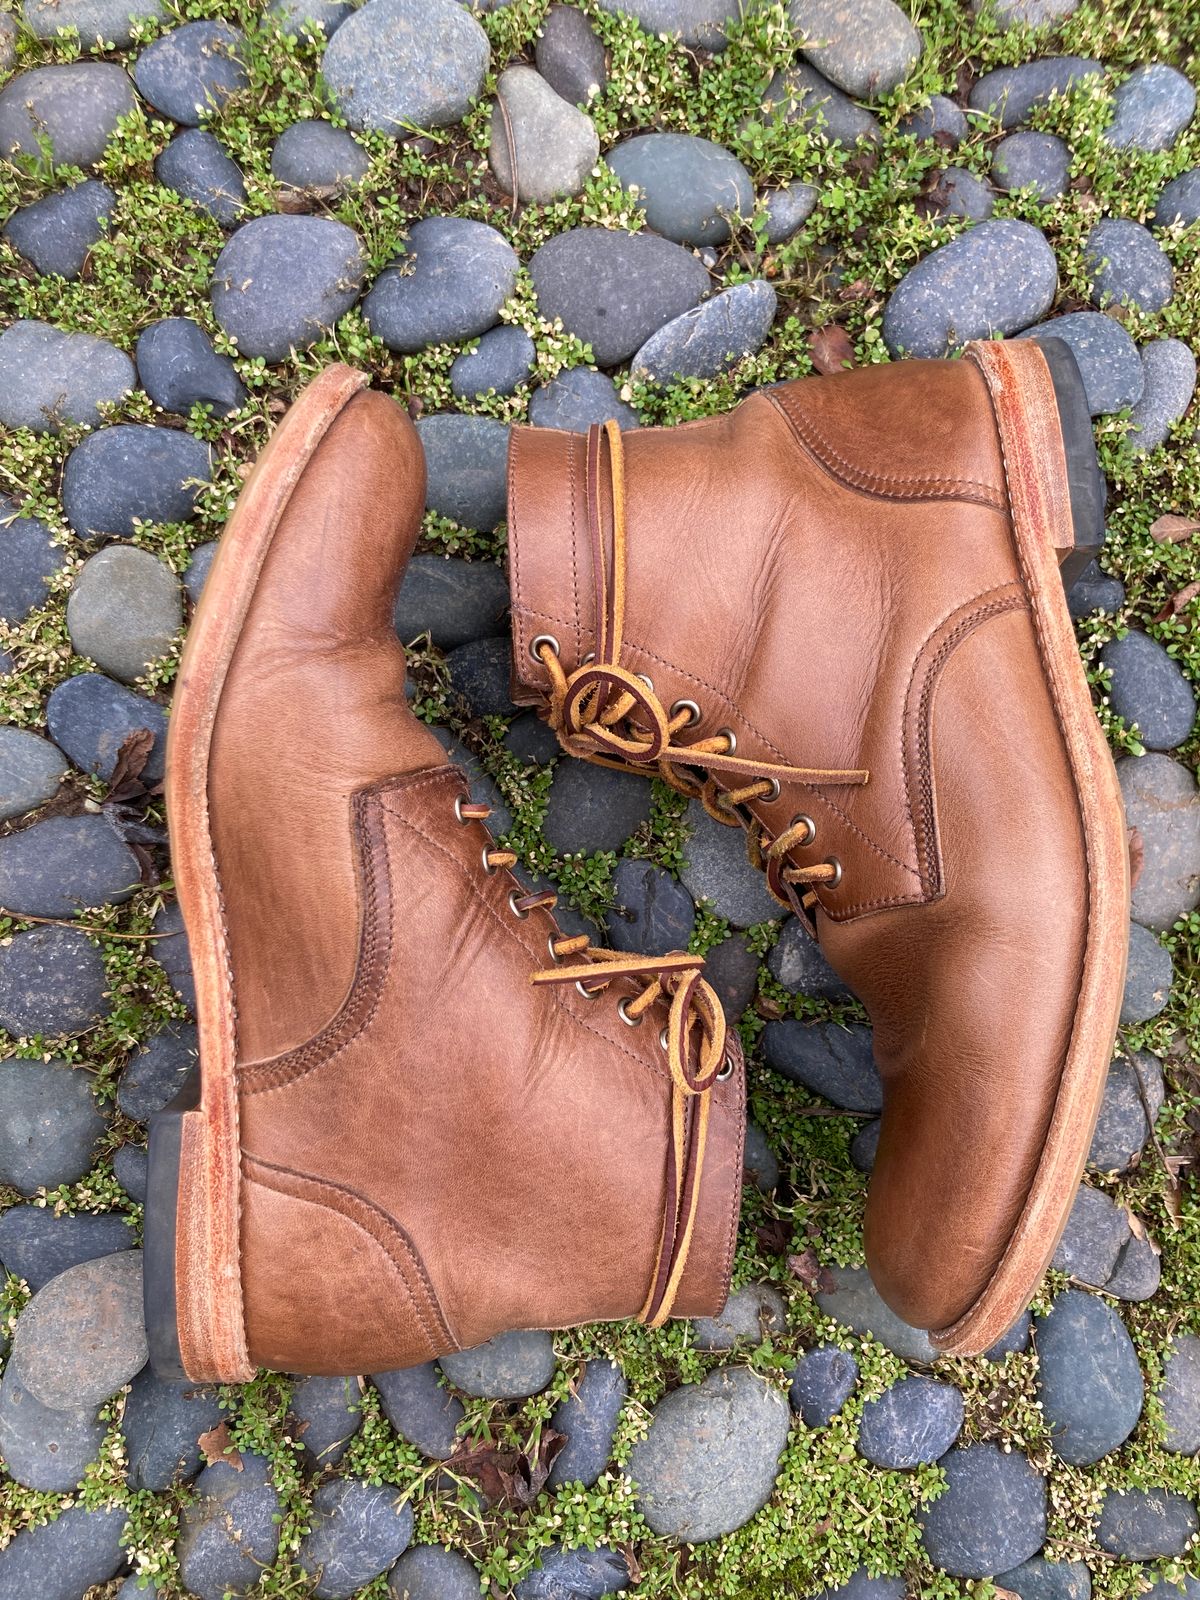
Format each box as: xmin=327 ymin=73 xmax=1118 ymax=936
xmin=506 ymin=423 xmax=595 ymax=705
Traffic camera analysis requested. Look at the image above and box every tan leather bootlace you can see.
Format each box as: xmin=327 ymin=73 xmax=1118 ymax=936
xmin=530 ymin=420 xmax=870 ymax=913
xmin=458 ymin=795 xmax=735 ymax=1327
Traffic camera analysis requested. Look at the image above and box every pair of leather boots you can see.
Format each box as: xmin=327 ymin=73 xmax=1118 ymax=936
xmin=146 ymin=339 xmax=1129 ymax=1383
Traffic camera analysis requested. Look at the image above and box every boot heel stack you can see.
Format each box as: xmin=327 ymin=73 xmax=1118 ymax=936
xmin=1026 ymin=335 xmax=1108 ymax=591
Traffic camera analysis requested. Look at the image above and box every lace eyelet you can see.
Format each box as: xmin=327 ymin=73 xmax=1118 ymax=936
xmin=716 ymin=1054 xmax=735 ymax=1082
xmin=824 ymin=856 xmax=843 ymax=889
xmin=482 ymin=846 xmax=498 ymax=875
xmin=670 ymin=699 xmax=701 ymax=727
xmin=508 ymin=889 xmax=529 ymax=918
xmin=548 ymin=934 xmax=563 ymax=963
xmin=617 ymin=997 xmax=643 ymax=1027
xmin=582 ymin=651 xmax=595 ymax=665
xmin=659 ymin=1027 xmax=669 ymax=1051
xmin=717 ymin=727 xmax=737 ymax=754
xmin=576 ymin=979 xmax=603 ymax=1000
xmin=761 ymin=778 xmax=781 ymax=802
xmin=530 ymin=633 xmax=560 ymax=663
xmin=636 ymin=672 xmax=654 ymax=692
xmin=453 ymin=794 xmax=470 ymax=824
xmin=790 ymin=813 xmax=816 ymax=846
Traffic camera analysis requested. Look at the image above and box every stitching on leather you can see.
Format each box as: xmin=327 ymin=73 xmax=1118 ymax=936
xmin=242 ymin=1154 xmax=453 ymax=1352
xmin=508 ymin=435 xmax=526 ymax=681
xmin=768 ymin=388 xmax=1006 ymax=507
xmin=567 ymin=431 xmax=581 ymax=663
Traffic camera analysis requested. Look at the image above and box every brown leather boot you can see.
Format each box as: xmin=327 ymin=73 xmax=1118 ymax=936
xmin=506 ymin=339 xmax=1129 ymax=1357
xmin=144 ymin=366 xmax=743 ymax=1383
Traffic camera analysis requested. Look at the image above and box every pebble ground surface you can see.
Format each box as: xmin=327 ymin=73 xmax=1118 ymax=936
xmin=0 ymin=0 xmax=1198 ymax=1597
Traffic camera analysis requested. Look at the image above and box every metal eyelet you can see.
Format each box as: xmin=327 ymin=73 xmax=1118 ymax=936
xmin=790 ymin=813 xmax=817 ymax=846
xmin=670 ymin=699 xmax=701 ymax=727
xmin=717 ymin=728 xmax=737 ymax=754
xmin=548 ymin=934 xmax=563 ymax=963
xmin=824 ymin=856 xmax=843 ymax=889
xmin=582 ymin=651 xmax=596 ymax=666
xmin=716 ymin=1054 xmax=735 ymax=1082
xmin=482 ymin=846 xmax=498 ymax=875
xmin=453 ymin=794 xmax=471 ymax=824
xmin=659 ymin=1027 xmax=669 ymax=1051
xmin=636 ymin=672 xmax=654 ymax=692
xmin=529 ymin=633 xmax=560 ymax=663
xmin=576 ymin=979 xmax=602 ymax=1000
xmin=508 ymin=890 xmax=529 ymax=918
xmin=761 ymin=778 xmax=781 ymax=802
xmin=617 ymin=997 xmax=643 ymax=1027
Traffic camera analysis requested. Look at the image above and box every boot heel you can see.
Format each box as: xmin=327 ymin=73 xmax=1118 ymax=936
xmin=1026 ymin=336 xmax=1107 ymax=591
xmin=144 ymin=1073 xmax=198 ymax=1381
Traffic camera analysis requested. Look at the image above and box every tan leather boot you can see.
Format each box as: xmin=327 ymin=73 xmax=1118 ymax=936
xmin=506 ymin=339 xmax=1129 ymax=1357
xmin=144 ymin=366 xmax=743 ymax=1382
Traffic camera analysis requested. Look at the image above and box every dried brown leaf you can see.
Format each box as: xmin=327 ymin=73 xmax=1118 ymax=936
xmin=809 ymin=324 xmax=856 ymax=376
xmin=106 ymin=727 xmax=154 ymax=803
xmin=788 ymin=1247 xmax=835 ymax=1294
xmin=198 ymin=1421 xmax=242 ymax=1470
xmin=1149 ymin=513 xmax=1200 ymax=544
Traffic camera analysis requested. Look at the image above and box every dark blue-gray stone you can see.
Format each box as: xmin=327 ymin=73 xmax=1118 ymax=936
xmin=742 ymin=1120 xmax=780 ymax=1192
xmin=269 ymin=0 xmax=355 ymax=37
xmin=994 ymin=1557 xmax=1092 ymax=1600
xmin=692 ymin=1283 xmax=787 ymax=1351
xmin=529 ymin=227 xmax=710 ymax=368
xmin=679 ymin=797 xmax=780 ymax=927
xmin=758 ymin=63 xmax=880 ymax=145
xmin=113 ymin=1141 xmax=148 ymax=1202
xmin=440 ymin=1330 xmax=556 ymax=1399
xmin=272 ymin=118 xmax=369 ymax=192
xmin=415 ymin=414 xmax=508 ymax=532
xmin=184 ymin=540 xmax=219 ymax=604
xmin=1161 ymin=1335 xmax=1200 ymax=1455
xmin=593 ymin=0 xmax=740 ymax=49
xmin=490 ymin=64 xmax=599 ymax=206
xmin=445 ymin=636 xmax=517 ymax=719
xmin=4 ymin=180 xmax=115 ymax=279
xmin=899 ymin=93 xmax=966 ymax=143
xmin=0 ymin=813 xmax=139 ymax=918
xmin=1035 ymin=1289 xmax=1143 ymax=1464
xmin=0 ymin=1368 xmax=104 ymax=1490
xmin=1118 ymin=754 xmax=1200 ymax=932
xmin=1017 ymin=312 xmax=1143 ymax=415
xmin=764 ymin=1020 xmax=881 ymax=1112
xmin=883 ymin=220 xmax=1058 ymax=358
xmin=1096 ymin=1489 xmax=1199 ymax=1558
xmin=763 ymin=180 xmax=820 ymax=242
xmin=789 ymin=1345 xmax=858 ymax=1425
xmin=0 ymin=62 xmax=136 ymax=168
xmin=431 ymin=728 xmax=513 ymax=835
xmin=395 ymin=554 xmax=509 ymax=649
xmin=505 ymin=713 xmax=559 ymax=767
xmin=1050 ymin=1184 xmax=1130 ymax=1286
xmin=67 ymin=543 xmax=182 ymax=682
xmin=0 ymin=497 xmax=65 ymax=624
xmin=119 ymin=1022 xmax=199 ymax=1121
xmin=364 ymin=217 xmax=518 ymax=355
xmin=928 ymin=167 xmax=994 ymax=221
xmin=1105 ymin=63 xmax=1196 ymax=153
xmin=322 ymin=0 xmax=490 ymax=133
xmin=990 ymin=132 xmax=1070 ymax=203
xmin=152 ymin=896 xmax=195 ymax=1010
xmin=0 ymin=1059 xmax=106 ymax=1193
xmin=812 ymin=1573 xmax=905 ymax=1600
xmin=388 ymin=1545 xmax=481 ymax=1600
xmin=1089 ymin=1050 xmax=1164 ymax=1173
xmin=703 ymin=932 xmax=759 ymax=1021
xmin=1139 ymin=1578 xmax=1200 ymax=1600
xmin=815 ymin=1265 xmax=937 ymax=1362
xmin=450 ymin=325 xmax=535 ymax=398
xmin=0 ymin=925 xmax=109 ymax=1037
xmin=371 ymin=1363 xmax=464 ymax=1458
xmin=1067 ymin=559 xmax=1124 ymax=618
xmin=0 ymin=727 xmax=67 ymax=822
xmin=608 ymin=133 xmax=752 ymax=246
xmin=631 ymin=280 xmax=777 ymax=383
xmin=299 ymin=1478 xmax=414 ymax=1600
xmin=1086 ymin=219 xmax=1174 ymax=313
xmin=1155 ymin=167 xmax=1200 ymax=227
xmin=850 ymin=1117 xmax=880 ymax=1172
xmin=790 ymin=0 xmax=921 ymax=99
xmin=627 ymin=1367 xmax=790 ymax=1541
xmin=968 ymin=57 xmax=1103 ymax=130
xmin=47 ymin=672 xmax=168 ymax=783
xmin=137 ymin=318 xmax=245 ymax=419
xmin=515 ymin=1546 xmax=630 ymax=1600
xmin=123 ymin=1365 xmax=224 ymax=1489
xmin=133 ymin=21 xmax=248 ymax=125
xmin=857 ymin=1375 xmax=964 ymax=1469
xmin=606 ymin=858 xmax=695 ymax=956
xmin=0 ymin=1502 xmax=126 ymax=1600
xmin=62 ymin=424 xmax=212 ymax=540
xmin=156 ymin=130 xmax=247 ymax=227
xmin=543 ymin=759 xmax=653 ymax=855
xmin=1127 ymin=338 xmax=1196 ymax=451
xmin=0 ymin=1205 xmax=133 ymax=1290
xmin=178 ymin=1452 xmax=283 ymax=1600
xmin=23 ymin=0 xmax=164 ymax=47
xmin=212 ymin=215 xmax=365 ymax=361
xmin=1121 ymin=921 xmax=1172 ymax=1022
xmin=528 ymin=368 xmax=640 ymax=431
xmin=984 ymin=1312 xmax=1032 ymax=1361
xmin=1104 ymin=1233 xmax=1161 ymax=1302
xmin=768 ymin=918 xmax=852 ymax=1000
xmin=548 ymin=1360 xmax=628 ymax=1490
xmin=0 ymin=320 xmax=134 ymax=433
xmin=536 ymin=5 xmax=607 ymax=106
xmin=919 ymin=1442 xmax=1047 ymax=1578
xmin=291 ymin=1374 xmax=363 ymax=1468
xmin=10 ymin=1250 xmax=145 ymax=1408
xmin=1101 ymin=630 xmax=1195 ymax=750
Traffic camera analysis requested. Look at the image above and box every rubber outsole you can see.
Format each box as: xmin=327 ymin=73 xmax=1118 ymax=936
xmin=1037 ymin=336 xmax=1108 ymax=591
